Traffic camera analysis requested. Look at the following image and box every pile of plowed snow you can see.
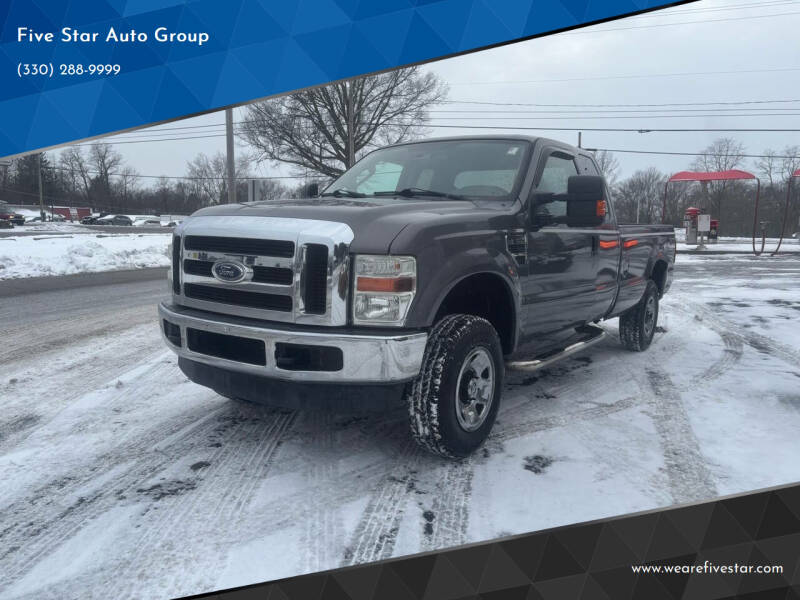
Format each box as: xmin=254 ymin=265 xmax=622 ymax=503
xmin=0 ymin=233 xmax=171 ymax=279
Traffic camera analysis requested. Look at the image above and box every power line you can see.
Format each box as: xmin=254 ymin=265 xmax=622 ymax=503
xmin=589 ymin=148 xmax=800 ymax=159
xmin=417 ymin=123 xmax=800 ymax=133
xmin=69 ymin=99 xmax=800 ymax=141
xmin=42 ymin=163 xmax=307 ymax=180
xmin=69 ymin=126 xmax=800 ymax=147
xmin=629 ymin=0 xmax=800 ymax=17
xmin=441 ymin=98 xmax=800 ymax=108
xmin=426 ymin=113 xmax=800 ymax=121
xmin=99 ymin=113 xmax=800 ymax=144
xmin=65 ymin=122 xmax=800 ymax=148
xmin=447 ymin=66 xmax=800 ymax=86
xmin=564 ymin=9 xmax=800 ymax=34
xmin=430 ymin=107 xmax=800 ymax=114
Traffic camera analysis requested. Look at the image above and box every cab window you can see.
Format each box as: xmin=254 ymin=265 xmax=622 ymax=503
xmin=534 ymin=153 xmax=578 ymax=222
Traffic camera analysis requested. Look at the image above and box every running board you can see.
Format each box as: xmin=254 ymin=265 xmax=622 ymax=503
xmin=506 ymin=325 xmax=607 ymax=372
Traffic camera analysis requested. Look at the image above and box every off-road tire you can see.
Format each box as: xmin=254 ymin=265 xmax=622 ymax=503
xmin=619 ymin=279 xmax=660 ymax=352
xmin=406 ymin=314 xmax=504 ymax=458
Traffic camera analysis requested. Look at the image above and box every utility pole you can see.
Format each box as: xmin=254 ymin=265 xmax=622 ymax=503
xmin=577 ymin=131 xmax=582 ymax=149
xmin=225 ymin=108 xmax=236 ymax=204
xmin=346 ymin=81 xmax=355 ymax=168
xmin=37 ymin=153 xmax=45 ymax=221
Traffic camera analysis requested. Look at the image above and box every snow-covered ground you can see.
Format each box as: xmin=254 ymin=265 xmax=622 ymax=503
xmin=1 ymin=254 xmax=800 ymax=599
xmin=675 ymin=229 xmax=799 ymax=253
xmin=0 ymin=233 xmax=171 ymax=279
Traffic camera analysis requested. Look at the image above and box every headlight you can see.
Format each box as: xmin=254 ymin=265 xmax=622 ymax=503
xmin=353 ymin=255 xmax=416 ymax=326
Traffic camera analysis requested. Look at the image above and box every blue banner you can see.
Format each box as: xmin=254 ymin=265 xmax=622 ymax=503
xmin=0 ymin=0 xmax=684 ymax=158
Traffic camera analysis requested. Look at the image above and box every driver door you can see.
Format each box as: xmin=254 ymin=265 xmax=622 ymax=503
xmin=523 ymin=149 xmax=598 ymax=336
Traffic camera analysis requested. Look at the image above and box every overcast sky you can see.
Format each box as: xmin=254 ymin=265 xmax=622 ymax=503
xmin=69 ymin=0 xmax=800 ymax=183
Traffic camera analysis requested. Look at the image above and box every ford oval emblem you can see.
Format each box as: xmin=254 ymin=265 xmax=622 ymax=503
xmin=212 ymin=260 xmax=248 ymax=283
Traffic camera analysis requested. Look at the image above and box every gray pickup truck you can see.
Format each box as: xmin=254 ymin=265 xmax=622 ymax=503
xmin=160 ymin=135 xmax=675 ymax=458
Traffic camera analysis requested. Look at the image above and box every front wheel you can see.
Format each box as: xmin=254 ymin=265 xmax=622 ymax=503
xmin=406 ymin=315 xmax=504 ymax=458
xmin=619 ymin=279 xmax=660 ymax=352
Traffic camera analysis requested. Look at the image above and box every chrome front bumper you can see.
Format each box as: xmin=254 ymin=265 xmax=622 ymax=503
xmin=159 ymin=303 xmax=427 ymax=383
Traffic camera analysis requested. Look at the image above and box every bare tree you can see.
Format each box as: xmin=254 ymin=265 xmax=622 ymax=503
xmin=185 ymin=151 xmax=252 ymax=205
xmin=615 ymin=168 xmax=668 ymax=224
xmin=755 ymin=149 xmax=780 ymax=187
xmin=780 ymin=145 xmax=800 ymax=182
xmin=253 ymin=178 xmax=289 ymax=201
xmin=114 ymin=166 xmax=140 ymax=208
xmin=691 ymin=138 xmax=746 ymax=173
xmin=89 ymin=143 xmax=123 ymax=202
xmin=239 ymin=68 xmax=447 ymax=178
xmin=593 ymin=150 xmax=620 ymax=187
xmin=691 ymin=138 xmax=747 ymax=219
xmin=60 ymin=147 xmax=92 ymax=201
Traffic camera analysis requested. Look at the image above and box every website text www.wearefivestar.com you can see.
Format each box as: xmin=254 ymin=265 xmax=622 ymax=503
xmin=631 ymin=561 xmax=785 ymax=575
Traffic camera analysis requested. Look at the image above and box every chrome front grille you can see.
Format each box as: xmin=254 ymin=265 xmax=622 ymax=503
xmin=172 ymin=216 xmax=354 ymax=326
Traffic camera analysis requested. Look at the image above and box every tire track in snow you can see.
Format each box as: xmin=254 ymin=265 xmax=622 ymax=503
xmin=0 ymin=359 xmax=233 ymax=589
xmin=0 ymin=323 xmax=165 ymax=453
xmin=299 ymin=411 xmax=346 ymax=575
xmin=345 ymin=387 xmax=639 ymax=564
xmin=698 ymin=330 xmax=743 ymax=383
xmin=420 ymin=460 xmax=473 ymax=552
xmin=107 ymin=406 xmax=298 ymax=598
xmin=493 ymin=395 xmax=637 ymax=442
xmin=680 ymin=300 xmax=800 ymax=368
xmin=341 ymin=438 xmax=423 ymax=567
xmin=644 ymin=367 xmax=717 ymax=503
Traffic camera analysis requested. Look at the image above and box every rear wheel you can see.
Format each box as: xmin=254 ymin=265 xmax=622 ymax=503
xmin=619 ymin=280 xmax=659 ymax=352
xmin=406 ymin=314 xmax=503 ymax=458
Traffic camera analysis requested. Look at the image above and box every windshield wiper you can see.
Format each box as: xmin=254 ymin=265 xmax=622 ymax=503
xmin=320 ymin=188 xmax=367 ymax=198
xmin=374 ymin=188 xmax=465 ymax=200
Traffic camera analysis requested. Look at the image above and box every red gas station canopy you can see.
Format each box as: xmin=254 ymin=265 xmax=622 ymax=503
xmin=668 ymin=170 xmax=757 ymax=183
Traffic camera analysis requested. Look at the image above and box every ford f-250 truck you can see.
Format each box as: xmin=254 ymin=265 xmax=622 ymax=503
xmin=160 ymin=136 xmax=675 ymax=458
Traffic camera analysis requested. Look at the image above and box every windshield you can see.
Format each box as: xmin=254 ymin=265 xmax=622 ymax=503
xmin=323 ymin=139 xmax=529 ymax=200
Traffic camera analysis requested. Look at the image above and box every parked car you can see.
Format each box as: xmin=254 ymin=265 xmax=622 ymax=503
xmin=159 ymin=135 xmax=676 ymax=458
xmin=0 ymin=209 xmax=25 ymax=227
xmin=133 ymin=217 xmax=162 ymax=227
xmin=81 ymin=215 xmax=104 ymax=225
xmin=111 ymin=215 xmax=134 ymax=226
xmin=0 ymin=210 xmax=25 ymax=226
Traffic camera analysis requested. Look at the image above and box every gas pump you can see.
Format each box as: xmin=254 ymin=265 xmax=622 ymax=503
xmin=708 ymin=219 xmax=719 ymax=242
xmin=684 ymin=207 xmax=700 ymax=245
xmin=664 ymin=170 xmax=770 ymax=255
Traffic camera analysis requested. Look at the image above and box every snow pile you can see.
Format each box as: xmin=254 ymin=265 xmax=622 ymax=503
xmin=11 ymin=220 xmax=93 ymax=233
xmin=0 ymin=233 xmax=171 ymax=279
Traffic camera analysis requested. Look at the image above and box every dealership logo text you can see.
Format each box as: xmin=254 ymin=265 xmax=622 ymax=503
xmin=17 ymin=27 xmax=210 ymax=47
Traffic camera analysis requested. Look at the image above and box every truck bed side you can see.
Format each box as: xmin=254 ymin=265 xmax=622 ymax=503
xmin=608 ymin=224 xmax=675 ymax=318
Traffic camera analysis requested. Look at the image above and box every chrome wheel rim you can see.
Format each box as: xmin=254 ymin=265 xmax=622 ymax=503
xmin=455 ymin=347 xmax=495 ymax=432
xmin=644 ymin=295 xmax=657 ymax=337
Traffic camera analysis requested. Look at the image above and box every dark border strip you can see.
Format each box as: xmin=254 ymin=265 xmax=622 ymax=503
xmin=179 ymin=480 xmax=800 ymax=600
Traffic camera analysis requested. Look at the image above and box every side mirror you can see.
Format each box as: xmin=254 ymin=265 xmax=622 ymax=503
xmin=566 ymin=175 xmax=606 ymax=227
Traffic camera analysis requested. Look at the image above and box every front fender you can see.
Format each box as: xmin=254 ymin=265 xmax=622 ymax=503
xmin=404 ymin=234 xmax=522 ymax=333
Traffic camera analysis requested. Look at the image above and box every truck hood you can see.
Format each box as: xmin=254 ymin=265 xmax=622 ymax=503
xmin=190 ymin=196 xmax=507 ymax=253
